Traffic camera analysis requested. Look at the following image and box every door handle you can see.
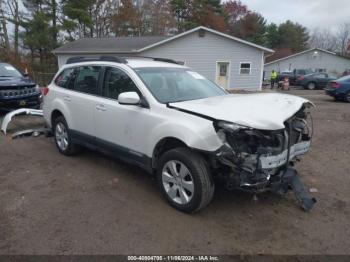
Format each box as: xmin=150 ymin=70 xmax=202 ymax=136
xmin=64 ymin=96 xmax=71 ymax=102
xmin=96 ymin=104 xmax=106 ymax=111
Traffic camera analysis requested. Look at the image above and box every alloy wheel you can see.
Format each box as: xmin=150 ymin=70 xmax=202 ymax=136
xmin=55 ymin=122 xmax=69 ymax=151
xmin=162 ymin=160 xmax=194 ymax=205
xmin=308 ymin=82 xmax=316 ymax=90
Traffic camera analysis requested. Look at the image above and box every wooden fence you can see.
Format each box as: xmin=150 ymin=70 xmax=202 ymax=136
xmin=31 ymin=72 xmax=56 ymax=87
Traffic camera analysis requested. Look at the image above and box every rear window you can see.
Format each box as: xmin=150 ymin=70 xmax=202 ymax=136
xmin=74 ymin=66 xmax=102 ymax=95
xmin=55 ymin=68 xmax=75 ymax=88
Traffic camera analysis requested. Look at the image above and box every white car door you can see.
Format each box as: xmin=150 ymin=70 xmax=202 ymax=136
xmin=93 ymin=66 xmax=155 ymax=162
xmin=63 ymin=65 xmax=103 ymax=137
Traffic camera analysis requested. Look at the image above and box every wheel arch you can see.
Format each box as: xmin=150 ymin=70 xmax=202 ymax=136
xmin=152 ymin=137 xmax=188 ymax=169
xmin=51 ymin=109 xmax=64 ymax=126
xmin=48 ymin=99 xmax=72 ymax=129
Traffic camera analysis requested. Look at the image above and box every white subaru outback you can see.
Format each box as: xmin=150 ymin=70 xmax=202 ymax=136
xmin=43 ymin=56 xmax=316 ymax=213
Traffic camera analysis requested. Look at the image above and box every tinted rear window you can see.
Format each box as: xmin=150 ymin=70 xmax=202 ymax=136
xmin=55 ymin=68 xmax=75 ymax=88
xmin=74 ymin=66 xmax=102 ymax=95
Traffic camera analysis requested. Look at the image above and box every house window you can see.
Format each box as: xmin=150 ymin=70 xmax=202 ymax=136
xmin=240 ymin=63 xmax=251 ymax=74
xmin=219 ymin=64 xmax=228 ymax=76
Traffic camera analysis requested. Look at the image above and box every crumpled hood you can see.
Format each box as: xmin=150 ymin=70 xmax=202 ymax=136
xmin=169 ymin=93 xmax=313 ymax=130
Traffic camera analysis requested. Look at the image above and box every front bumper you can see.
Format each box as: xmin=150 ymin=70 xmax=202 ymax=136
xmin=259 ymin=140 xmax=310 ymax=169
xmin=215 ymin=147 xmax=316 ymax=211
xmin=273 ymin=167 xmax=316 ymax=212
xmin=325 ymin=88 xmax=347 ymax=100
xmin=0 ymin=93 xmax=41 ymax=110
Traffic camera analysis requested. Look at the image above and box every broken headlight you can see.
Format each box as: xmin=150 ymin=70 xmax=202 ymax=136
xmin=215 ymin=121 xmax=285 ymax=155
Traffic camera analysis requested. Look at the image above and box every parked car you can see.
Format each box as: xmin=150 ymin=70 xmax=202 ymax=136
xmin=43 ymin=56 xmax=315 ymax=213
xmin=277 ymin=69 xmax=313 ymax=85
xmin=298 ymin=73 xmax=337 ymax=90
xmin=325 ymin=75 xmax=350 ymax=102
xmin=0 ymin=62 xmax=41 ymax=111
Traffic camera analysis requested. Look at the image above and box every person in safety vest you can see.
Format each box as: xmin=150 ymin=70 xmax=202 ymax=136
xmin=270 ymin=70 xmax=277 ymax=89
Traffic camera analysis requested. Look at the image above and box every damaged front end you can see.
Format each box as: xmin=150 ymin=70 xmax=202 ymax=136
xmin=213 ymin=103 xmax=316 ymax=211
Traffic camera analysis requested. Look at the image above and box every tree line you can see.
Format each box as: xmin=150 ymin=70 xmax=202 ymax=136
xmin=0 ymin=0 xmax=349 ymax=75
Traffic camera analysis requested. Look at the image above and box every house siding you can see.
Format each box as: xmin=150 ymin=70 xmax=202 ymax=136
xmin=140 ymin=31 xmax=264 ymax=90
xmin=265 ymin=50 xmax=350 ymax=77
xmin=56 ymin=31 xmax=266 ymax=90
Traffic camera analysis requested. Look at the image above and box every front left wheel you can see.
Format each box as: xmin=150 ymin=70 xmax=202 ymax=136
xmin=157 ymin=148 xmax=215 ymax=213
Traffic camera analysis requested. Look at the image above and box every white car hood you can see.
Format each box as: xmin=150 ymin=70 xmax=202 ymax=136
xmin=169 ymin=93 xmax=313 ymax=130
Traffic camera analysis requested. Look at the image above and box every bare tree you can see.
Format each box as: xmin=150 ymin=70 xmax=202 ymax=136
xmin=90 ymin=0 xmax=118 ymax=37
xmin=0 ymin=0 xmax=10 ymax=52
xmin=143 ymin=0 xmax=177 ymax=36
xmin=309 ymin=28 xmax=339 ymax=52
xmin=338 ymin=23 xmax=350 ymax=55
xmin=7 ymin=0 xmax=20 ymax=61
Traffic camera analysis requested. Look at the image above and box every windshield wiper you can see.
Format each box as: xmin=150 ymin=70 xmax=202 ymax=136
xmin=0 ymin=75 xmax=14 ymax=77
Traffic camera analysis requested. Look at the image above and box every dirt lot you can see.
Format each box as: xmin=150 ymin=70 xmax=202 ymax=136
xmin=0 ymin=89 xmax=349 ymax=255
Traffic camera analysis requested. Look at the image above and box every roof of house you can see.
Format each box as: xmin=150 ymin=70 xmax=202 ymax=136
xmin=53 ymin=26 xmax=274 ymax=55
xmin=53 ymin=36 xmax=169 ymax=54
xmin=265 ymin=48 xmax=340 ymax=65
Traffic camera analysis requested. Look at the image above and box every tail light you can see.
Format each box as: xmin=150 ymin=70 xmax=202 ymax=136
xmin=41 ymin=86 xmax=49 ymax=96
xmin=330 ymin=82 xmax=340 ymax=89
xmin=298 ymin=76 xmax=304 ymax=81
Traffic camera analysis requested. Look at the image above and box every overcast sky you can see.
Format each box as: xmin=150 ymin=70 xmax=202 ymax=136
xmin=239 ymin=0 xmax=350 ymax=31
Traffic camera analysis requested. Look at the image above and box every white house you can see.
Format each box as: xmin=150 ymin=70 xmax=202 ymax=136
xmin=265 ymin=48 xmax=350 ymax=77
xmin=53 ymin=26 xmax=274 ymax=90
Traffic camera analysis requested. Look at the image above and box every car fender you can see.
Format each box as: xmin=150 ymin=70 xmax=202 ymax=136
xmin=47 ymin=98 xmax=72 ymax=128
xmin=147 ymin=119 xmax=223 ymax=157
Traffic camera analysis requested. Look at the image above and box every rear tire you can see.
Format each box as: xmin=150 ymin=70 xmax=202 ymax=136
xmin=307 ymin=82 xmax=316 ymax=90
xmin=53 ymin=116 xmax=80 ymax=156
xmin=157 ymin=148 xmax=215 ymax=213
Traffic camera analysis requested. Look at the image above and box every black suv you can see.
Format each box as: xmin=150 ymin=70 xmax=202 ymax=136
xmin=0 ymin=62 xmax=41 ymax=111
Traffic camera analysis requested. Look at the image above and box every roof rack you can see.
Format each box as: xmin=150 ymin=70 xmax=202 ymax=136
xmin=66 ymin=56 xmax=128 ymax=65
xmin=123 ymin=56 xmax=181 ymax=65
xmin=153 ymin=57 xmax=180 ymax=65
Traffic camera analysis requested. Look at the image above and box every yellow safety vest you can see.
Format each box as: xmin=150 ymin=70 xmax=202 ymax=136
xmin=271 ymin=72 xmax=277 ymax=80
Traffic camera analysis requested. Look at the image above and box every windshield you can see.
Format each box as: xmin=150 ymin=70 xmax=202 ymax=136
xmin=135 ymin=68 xmax=227 ymax=103
xmin=0 ymin=63 xmax=22 ymax=77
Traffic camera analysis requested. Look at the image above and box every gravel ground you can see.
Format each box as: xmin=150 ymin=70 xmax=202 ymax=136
xmin=0 ymin=89 xmax=349 ymax=255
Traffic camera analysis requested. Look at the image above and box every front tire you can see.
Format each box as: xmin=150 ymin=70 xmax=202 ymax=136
xmin=157 ymin=148 xmax=215 ymax=213
xmin=53 ymin=116 xmax=80 ymax=156
xmin=345 ymin=91 xmax=350 ymax=103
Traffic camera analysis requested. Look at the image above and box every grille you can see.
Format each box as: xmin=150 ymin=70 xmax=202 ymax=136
xmin=0 ymin=86 xmax=37 ymax=98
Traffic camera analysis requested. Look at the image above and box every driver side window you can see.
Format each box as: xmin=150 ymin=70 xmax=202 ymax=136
xmin=103 ymin=67 xmax=140 ymax=100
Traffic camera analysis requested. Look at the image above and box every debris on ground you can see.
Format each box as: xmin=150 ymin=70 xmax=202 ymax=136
xmin=1 ymin=108 xmax=43 ymax=135
xmin=309 ymin=188 xmax=318 ymax=193
xmin=11 ymin=128 xmax=52 ymax=139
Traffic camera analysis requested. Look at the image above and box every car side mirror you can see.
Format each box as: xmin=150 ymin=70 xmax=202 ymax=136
xmin=118 ymin=92 xmax=141 ymax=105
